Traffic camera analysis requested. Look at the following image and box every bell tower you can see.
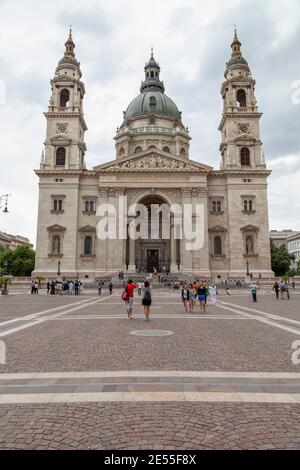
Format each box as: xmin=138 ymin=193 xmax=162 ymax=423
xmin=41 ymin=28 xmax=87 ymax=171
xmin=219 ymin=30 xmax=266 ymax=170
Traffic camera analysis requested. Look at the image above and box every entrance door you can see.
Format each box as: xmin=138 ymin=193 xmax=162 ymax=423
xmin=147 ymin=249 xmax=159 ymax=273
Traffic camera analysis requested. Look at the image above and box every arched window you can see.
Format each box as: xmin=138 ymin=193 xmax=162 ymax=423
xmin=237 ymin=89 xmax=247 ymax=107
xmin=119 ymin=147 xmax=125 ymax=157
xmin=155 ymin=72 xmax=158 ymax=77
xmin=180 ymin=148 xmax=186 ymax=157
xmin=90 ymin=201 xmax=94 ymax=212
xmin=84 ymin=236 xmax=93 ymax=256
xmin=249 ymin=200 xmax=253 ymax=211
xmin=163 ymin=146 xmax=170 ymax=153
xmin=241 ymin=147 xmax=250 ymax=166
xmin=56 ymin=147 xmax=66 ymax=166
xmin=214 ymin=236 xmax=222 ymax=256
xmin=134 ymin=146 xmax=142 ymax=154
xmin=149 ymin=145 xmax=157 ymax=149
xmin=151 ymin=71 xmax=154 ymax=78
xmin=149 ymin=96 xmax=157 ymax=106
xmin=60 ymin=89 xmax=70 ymax=108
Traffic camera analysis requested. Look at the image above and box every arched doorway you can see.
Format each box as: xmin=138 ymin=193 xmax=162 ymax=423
xmin=126 ymin=195 xmax=175 ymax=273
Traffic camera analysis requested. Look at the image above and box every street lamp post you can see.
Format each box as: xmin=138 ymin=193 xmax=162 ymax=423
xmin=0 ymin=194 xmax=11 ymax=214
xmin=246 ymin=261 xmax=250 ymax=277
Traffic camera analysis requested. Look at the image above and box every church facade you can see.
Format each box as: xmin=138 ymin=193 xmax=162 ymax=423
xmin=33 ymin=30 xmax=273 ymax=281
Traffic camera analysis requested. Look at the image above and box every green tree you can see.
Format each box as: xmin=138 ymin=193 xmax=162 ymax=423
xmin=270 ymin=240 xmax=294 ymax=277
xmin=0 ymin=245 xmax=35 ymax=277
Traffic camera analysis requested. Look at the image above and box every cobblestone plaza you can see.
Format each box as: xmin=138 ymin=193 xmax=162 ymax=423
xmin=1 ymin=287 xmax=300 ymax=450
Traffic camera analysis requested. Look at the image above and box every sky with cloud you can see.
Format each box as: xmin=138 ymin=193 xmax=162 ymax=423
xmin=0 ymin=0 xmax=299 ymax=245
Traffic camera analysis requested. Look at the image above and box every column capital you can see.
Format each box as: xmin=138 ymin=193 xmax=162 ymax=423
xmin=181 ymin=188 xmax=192 ymax=197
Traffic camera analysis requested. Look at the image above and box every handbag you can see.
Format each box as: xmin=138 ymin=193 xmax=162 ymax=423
xmin=121 ymin=285 xmax=129 ymax=302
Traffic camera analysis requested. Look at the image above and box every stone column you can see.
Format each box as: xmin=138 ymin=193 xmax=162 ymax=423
xmin=128 ymin=216 xmax=136 ymax=273
xmin=181 ymin=188 xmax=193 ymax=273
xmin=195 ymin=187 xmax=210 ymax=277
xmin=115 ymin=188 xmax=126 ymax=270
xmin=96 ymin=188 xmax=108 ymax=272
xmin=170 ymin=222 xmax=178 ymax=273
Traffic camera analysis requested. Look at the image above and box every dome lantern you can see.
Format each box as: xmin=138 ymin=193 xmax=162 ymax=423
xmin=140 ymin=48 xmax=165 ymax=93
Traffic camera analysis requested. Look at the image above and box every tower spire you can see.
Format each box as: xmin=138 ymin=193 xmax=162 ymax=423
xmin=64 ymin=26 xmax=75 ymax=58
xmin=231 ymin=26 xmax=242 ymax=58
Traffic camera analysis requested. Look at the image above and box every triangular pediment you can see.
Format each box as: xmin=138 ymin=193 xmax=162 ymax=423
xmin=79 ymin=225 xmax=96 ymax=233
xmin=240 ymin=224 xmax=259 ymax=232
xmin=47 ymin=224 xmax=66 ymax=232
xmin=93 ymin=149 xmax=212 ymax=173
xmin=209 ymin=225 xmax=227 ymax=233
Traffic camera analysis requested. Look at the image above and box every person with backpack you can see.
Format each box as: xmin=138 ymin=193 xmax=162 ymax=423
xmin=122 ymin=279 xmax=137 ymax=319
xmin=250 ymin=282 xmax=258 ymax=302
xmin=142 ymin=280 xmax=152 ymax=321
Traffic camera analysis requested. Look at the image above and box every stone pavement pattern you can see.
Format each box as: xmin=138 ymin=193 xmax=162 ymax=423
xmin=1 ymin=288 xmax=300 ymax=449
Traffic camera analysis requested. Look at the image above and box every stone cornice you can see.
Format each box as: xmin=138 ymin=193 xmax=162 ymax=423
xmin=210 ymin=169 xmax=271 ymax=178
xmin=35 ymin=169 xmax=84 ymax=176
xmin=44 ymin=112 xmax=88 ymax=131
xmin=218 ymin=112 xmax=263 ymax=130
xmin=93 ymin=150 xmax=212 ymax=173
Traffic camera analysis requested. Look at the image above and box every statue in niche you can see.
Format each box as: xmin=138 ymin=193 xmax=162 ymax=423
xmin=52 ymin=236 xmax=60 ymax=255
xmin=246 ymin=236 xmax=254 ymax=255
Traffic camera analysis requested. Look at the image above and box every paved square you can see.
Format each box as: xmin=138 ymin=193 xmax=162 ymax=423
xmin=1 ymin=287 xmax=300 ymax=449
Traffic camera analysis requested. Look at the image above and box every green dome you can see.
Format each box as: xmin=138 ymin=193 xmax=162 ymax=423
xmin=125 ymin=91 xmax=181 ymax=120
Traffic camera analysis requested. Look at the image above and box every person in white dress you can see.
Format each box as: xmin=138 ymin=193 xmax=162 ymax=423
xmin=209 ymin=285 xmax=217 ymax=305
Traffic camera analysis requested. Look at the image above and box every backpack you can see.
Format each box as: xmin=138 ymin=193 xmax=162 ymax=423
xmin=121 ymin=285 xmax=129 ymax=302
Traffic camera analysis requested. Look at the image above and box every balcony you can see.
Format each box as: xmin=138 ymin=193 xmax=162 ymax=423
xmin=116 ymin=126 xmax=189 ymax=137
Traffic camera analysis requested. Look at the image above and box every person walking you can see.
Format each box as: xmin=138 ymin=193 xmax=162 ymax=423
xmin=142 ymin=280 xmax=152 ymax=321
xmin=273 ymin=281 xmax=279 ymax=300
xmin=197 ymin=283 xmax=207 ymax=314
xmin=74 ymin=280 xmax=79 ymax=296
xmin=292 ymin=280 xmax=295 ymax=290
xmin=50 ymin=280 xmax=55 ymax=295
xmin=97 ymin=280 xmax=102 ymax=296
xmin=137 ymin=282 xmax=142 ymax=296
xmin=34 ymin=281 xmax=39 ymax=294
xmin=109 ymin=282 xmax=113 ymax=295
xmin=250 ymin=282 xmax=257 ymax=302
xmin=68 ymin=280 xmax=74 ymax=295
xmin=47 ymin=281 xmax=50 ymax=295
xmin=279 ymin=281 xmax=285 ymax=300
xmin=181 ymin=283 xmax=190 ymax=313
xmin=124 ymin=279 xmax=137 ymax=319
xmin=189 ymin=284 xmax=195 ymax=312
xmin=31 ymin=280 xmax=35 ymax=295
xmin=209 ymin=284 xmax=217 ymax=305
